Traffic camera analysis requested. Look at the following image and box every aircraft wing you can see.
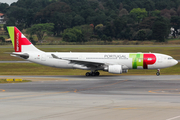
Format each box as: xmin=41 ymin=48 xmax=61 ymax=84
xmin=51 ymin=54 xmax=105 ymax=67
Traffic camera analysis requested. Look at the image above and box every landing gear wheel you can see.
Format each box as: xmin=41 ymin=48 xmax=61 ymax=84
xmin=86 ymin=72 xmax=91 ymax=76
xmin=92 ymin=72 xmax=96 ymax=76
xmin=156 ymin=72 xmax=160 ymax=76
xmin=95 ymin=72 xmax=100 ymax=76
xmin=85 ymin=71 xmax=100 ymax=76
xmin=156 ymin=69 xmax=160 ymax=76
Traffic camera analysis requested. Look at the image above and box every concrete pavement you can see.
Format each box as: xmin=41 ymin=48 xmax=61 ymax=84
xmin=0 ymin=75 xmax=180 ymax=120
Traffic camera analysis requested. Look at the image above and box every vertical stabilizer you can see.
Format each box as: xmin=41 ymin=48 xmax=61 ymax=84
xmin=7 ymin=27 xmax=42 ymax=53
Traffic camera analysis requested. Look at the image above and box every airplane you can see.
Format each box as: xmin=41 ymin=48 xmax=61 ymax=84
xmin=7 ymin=26 xmax=178 ymax=76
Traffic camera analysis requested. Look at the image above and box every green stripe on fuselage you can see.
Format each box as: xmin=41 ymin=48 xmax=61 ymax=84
xmin=129 ymin=53 xmax=143 ymax=69
xmin=7 ymin=27 xmax=15 ymax=48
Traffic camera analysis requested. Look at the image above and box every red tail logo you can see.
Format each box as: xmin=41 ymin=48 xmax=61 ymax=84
xmin=14 ymin=27 xmax=31 ymax=52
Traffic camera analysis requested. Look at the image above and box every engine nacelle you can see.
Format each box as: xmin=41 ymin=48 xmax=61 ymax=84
xmin=108 ymin=65 xmax=123 ymax=74
xmin=104 ymin=65 xmax=128 ymax=74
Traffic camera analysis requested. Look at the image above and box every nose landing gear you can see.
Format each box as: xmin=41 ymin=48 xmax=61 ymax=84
xmin=86 ymin=71 xmax=100 ymax=76
xmin=156 ymin=69 xmax=160 ymax=76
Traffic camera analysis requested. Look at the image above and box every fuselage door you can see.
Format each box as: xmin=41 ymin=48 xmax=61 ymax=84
xmin=41 ymin=54 xmax=46 ymax=61
xmin=157 ymin=56 xmax=162 ymax=63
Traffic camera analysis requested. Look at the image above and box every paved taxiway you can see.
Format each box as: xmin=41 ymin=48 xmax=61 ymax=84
xmin=0 ymin=75 xmax=180 ymax=120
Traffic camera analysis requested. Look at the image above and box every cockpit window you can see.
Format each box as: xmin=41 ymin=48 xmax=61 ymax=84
xmin=168 ymin=57 xmax=173 ymax=60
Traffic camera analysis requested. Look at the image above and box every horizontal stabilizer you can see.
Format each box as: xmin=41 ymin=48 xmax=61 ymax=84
xmin=11 ymin=52 xmax=29 ymax=59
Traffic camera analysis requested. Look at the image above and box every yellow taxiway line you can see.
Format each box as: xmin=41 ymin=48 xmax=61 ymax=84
xmin=0 ymin=89 xmax=5 ymax=92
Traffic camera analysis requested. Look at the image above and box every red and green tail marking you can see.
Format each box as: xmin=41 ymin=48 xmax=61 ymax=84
xmin=7 ymin=27 xmax=31 ymax=52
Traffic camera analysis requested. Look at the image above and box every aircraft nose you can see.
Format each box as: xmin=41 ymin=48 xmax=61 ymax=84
xmin=173 ymin=59 xmax=178 ymax=65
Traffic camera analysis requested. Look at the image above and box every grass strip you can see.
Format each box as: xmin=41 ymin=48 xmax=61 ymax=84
xmin=0 ymin=63 xmax=179 ymax=75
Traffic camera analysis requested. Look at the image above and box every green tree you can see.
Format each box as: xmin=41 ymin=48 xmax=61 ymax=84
xmin=119 ymin=8 xmax=129 ymax=17
xmin=35 ymin=2 xmax=72 ymax=36
xmin=12 ymin=0 xmax=53 ymax=12
xmin=133 ymin=29 xmax=152 ymax=41
xmin=72 ymin=15 xmax=85 ymax=26
xmin=113 ymin=18 xmax=128 ymax=38
xmin=101 ymin=35 xmax=112 ymax=43
xmin=52 ymin=12 xmax=73 ymax=36
xmin=0 ymin=37 xmax=5 ymax=42
xmin=137 ymin=30 xmax=146 ymax=40
xmin=35 ymin=1 xmax=71 ymax=23
xmin=75 ymin=25 xmax=94 ymax=42
xmin=6 ymin=6 xmax=28 ymax=30
xmin=101 ymin=35 xmax=108 ymax=43
xmin=155 ymin=1 xmax=170 ymax=10
xmin=171 ymin=16 xmax=180 ymax=37
xmin=88 ymin=1 xmax=99 ymax=10
xmin=105 ymin=0 xmax=116 ymax=10
xmin=103 ymin=22 xmax=115 ymax=38
xmin=60 ymin=0 xmax=88 ymax=13
xmin=80 ymin=8 xmax=96 ymax=22
xmin=143 ymin=0 xmax=155 ymax=11
xmin=27 ymin=23 xmax=54 ymax=41
xmin=86 ymin=13 xmax=107 ymax=26
xmin=139 ymin=17 xmax=157 ymax=29
xmin=150 ymin=10 xmax=160 ymax=17
xmin=152 ymin=17 xmax=170 ymax=42
xmin=0 ymin=3 xmax=9 ymax=13
xmin=62 ymin=28 xmax=84 ymax=42
xmin=3 ymin=17 xmax=16 ymax=32
xmin=95 ymin=24 xmax=104 ymax=38
xmin=130 ymin=8 xmax=148 ymax=23
xmin=6 ymin=6 xmax=27 ymax=23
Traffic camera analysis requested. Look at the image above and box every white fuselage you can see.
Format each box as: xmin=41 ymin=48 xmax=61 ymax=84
xmin=25 ymin=52 xmax=178 ymax=70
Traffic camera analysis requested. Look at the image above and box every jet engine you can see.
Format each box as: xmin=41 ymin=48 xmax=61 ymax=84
xmin=104 ymin=65 xmax=128 ymax=74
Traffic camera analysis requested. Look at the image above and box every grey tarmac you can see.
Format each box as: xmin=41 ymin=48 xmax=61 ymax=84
xmin=0 ymin=75 xmax=180 ymax=120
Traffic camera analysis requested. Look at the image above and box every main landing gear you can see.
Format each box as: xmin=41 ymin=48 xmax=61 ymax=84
xmin=156 ymin=69 xmax=160 ymax=76
xmin=86 ymin=71 xmax=100 ymax=76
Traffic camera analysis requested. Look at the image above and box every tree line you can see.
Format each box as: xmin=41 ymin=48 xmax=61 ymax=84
xmin=1 ymin=0 xmax=180 ymax=42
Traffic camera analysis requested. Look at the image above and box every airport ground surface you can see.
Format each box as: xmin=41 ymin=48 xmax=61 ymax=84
xmin=0 ymin=75 xmax=180 ymax=120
